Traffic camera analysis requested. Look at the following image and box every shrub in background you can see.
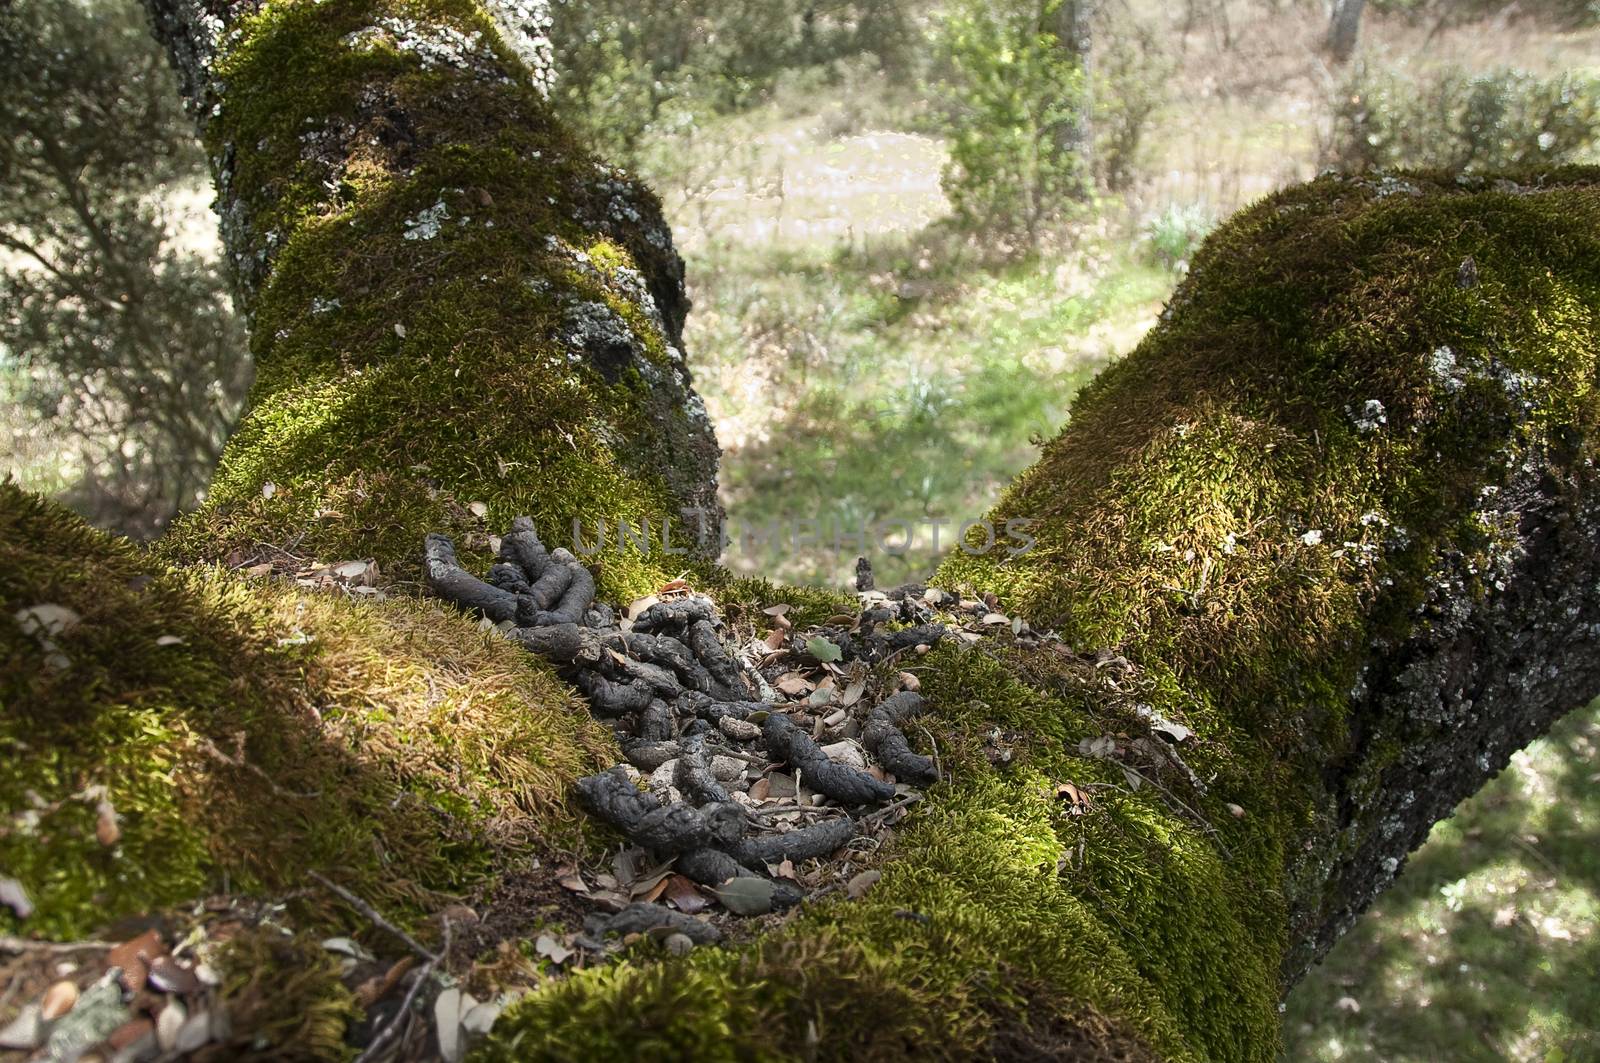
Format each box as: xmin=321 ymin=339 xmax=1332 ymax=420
xmin=1326 ymin=63 xmax=1600 ymax=173
xmin=1094 ymin=15 xmax=1171 ymax=193
xmin=934 ymin=0 xmax=1089 ymax=244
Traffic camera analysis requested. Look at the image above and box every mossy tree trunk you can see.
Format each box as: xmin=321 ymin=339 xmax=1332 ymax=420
xmin=143 ymin=0 xmax=722 ymax=595
xmin=3 ymin=0 xmax=1598 ymax=1058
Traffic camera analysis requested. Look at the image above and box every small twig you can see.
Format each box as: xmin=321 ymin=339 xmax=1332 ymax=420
xmin=744 ymin=801 xmax=811 ymax=818
xmin=1 ymin=936 xmax=118 ymax=955
xmin=309 ymin=872 xmax=439 ymax=963
xmin=1106 ymin=757 xmax=1232 ymax=860
xmin=198 ymin=738 xmax=321 ymax=800
xmin=354 ymin=957 xmax=435 ymax=1063
xmin=860 ymin=792 xmax=923 ymax=826
xmin=1510 ymin=835 xmax=1564 ymax=880
xmin=915 ymin=721 xmax=943 ymax=782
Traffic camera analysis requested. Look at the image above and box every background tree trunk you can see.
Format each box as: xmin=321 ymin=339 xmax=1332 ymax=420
xmin=1326 ymin=0 xmax=1365 ymax=63
xmin=1052 ymin=0 xmax=1095 ymax=192
xmin=2 ymin=1 xmax=1597 ymax=1059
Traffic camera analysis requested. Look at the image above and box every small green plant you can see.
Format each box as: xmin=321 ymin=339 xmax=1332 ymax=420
xmin=1142 ymin=204 xmax=1215 ymax=272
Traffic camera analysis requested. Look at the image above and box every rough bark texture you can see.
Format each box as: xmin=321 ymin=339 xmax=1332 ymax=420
xmin=1 ymin=0 xmax=1597 ymax=1059
xmin=1292 ymin=450 xmax=1600 ymax=972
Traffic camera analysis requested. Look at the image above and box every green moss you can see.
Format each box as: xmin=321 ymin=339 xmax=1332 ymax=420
xmin=486 ymin=170 xmax=1600 ymax=1061
xmin=219 ymin=927 xmax=362 ymax=1060
xmin=1 ymin=483 xmax=614 ymax=940
xmin=938 ymin=166 xmax=1600 ymax=904
xmin=158 ymin=0 xmax=710 ymax=596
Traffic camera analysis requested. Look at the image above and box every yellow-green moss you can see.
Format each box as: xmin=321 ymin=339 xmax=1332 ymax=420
xmin=939 ymin=167 xmax=1600 ymax=902
xmin=1 ymin=483 xmax=614 ymax=939
xmin=484 ymin=170 xmax=1600 ymax=1061
xmin=218 ymin=927 xmax=363 ymax=1060
xmin=157 ymin=0 xmax=712 ymax=598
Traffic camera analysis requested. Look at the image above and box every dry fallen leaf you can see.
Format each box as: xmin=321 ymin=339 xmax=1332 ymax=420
xmin=657 ymin=579 xmax=689 ymax=594
xmin=156 ymin=1000 xmax=185 ymax=1052
xmin=355 ymin=957 xmax=415 ymax=1009
xmin=95 ymin=799 xmax=120 ymax=847
xmin=534 ymin=934 xmax=574 ymax=965
xmin=840 ymin=676 xmax=867 ymax=706
xmin=555 ymin=869 xmax=589 ymax=894
xmin=713 ymin=877 xmax=776 ymax=916
xmin=632 ymin=868 xmax=673 ymax=903
xmin=108 ymin=929 xmax=164 ymax=992
xmin=434 ymin=988 xmax=467 ymax=1063
xmin=40 ymin=980 xmax=78 ymax=1021
xmin=846 ymin=870 xmax=881 ymax=899
xmin=106 ymin=1017 xmax=154 ymax=1053
xmin=148 ymin=956 xmax=200 ymax=995
xmin=1 ymin=875 xmax=34 ymax=918
xmin=1151 ymin=717 xmax=1195 ymax=744
xmin=663 ymin=874 xmax=710 ymax=914
xmin=775 ymin=673 xmax=813 ymax=697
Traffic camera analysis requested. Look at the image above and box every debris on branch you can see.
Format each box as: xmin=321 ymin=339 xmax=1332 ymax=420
xmin=420 ymin=519 xmax=1176 ymax=954
xmin=592 ymin=903 xmax=723 ymax=946
xmin=863 ymin=692 xmax=939 ymax=785
xmin=761 ymin=713 xmax=896 ymax=805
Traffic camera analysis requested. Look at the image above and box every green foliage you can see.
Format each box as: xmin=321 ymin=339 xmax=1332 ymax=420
xmin=692 ymin=235 xmax=1169 ymax=587
xmin=0 ymin=0 xmax=249 ymax=538
xmin=1142 ymin=204 xmax=1215 ymax=272
xmin=1326 ymin=64 xmax=1600 ymax=173
xmin=1092 ymin=15 xmax=1170 ymax=193
xmin=549 ymin=0 xmax=914 ymax=167
xmin=934 ymin=0 xmax=1089 ymax=241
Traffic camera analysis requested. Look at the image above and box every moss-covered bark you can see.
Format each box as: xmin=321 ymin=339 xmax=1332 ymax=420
xmin=0 ymin=483 xmax=616 ymax=940
xmin=143 ymin=0 xmax=721 ymax=598
xmin=472 ymin=170 xmax=1600 ymax=1061
xmin=4 ymin=0 xmax=1599 ymax=1058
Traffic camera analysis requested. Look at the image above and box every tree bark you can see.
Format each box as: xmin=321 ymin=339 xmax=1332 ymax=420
xmin=1325 ymin=0 xmax=1365 ymax=64
xmin=142 ymin=0 xmax=723 ymax=579
xmin=1051 ymin=0 xmax=1094 ymax=192
xmin=3 ymin=1 xmax=1598 ymax=1059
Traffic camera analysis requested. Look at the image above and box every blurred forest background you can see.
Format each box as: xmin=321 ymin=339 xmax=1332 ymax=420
xmin=3 ymin=0 xmax=1599 ymax=1057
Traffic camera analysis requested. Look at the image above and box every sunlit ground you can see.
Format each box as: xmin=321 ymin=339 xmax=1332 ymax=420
xmin=1284 ymin=702 xmax=1600 ymax=1062
xmin=5 ymin=2 xmax=1598 ymax=1054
